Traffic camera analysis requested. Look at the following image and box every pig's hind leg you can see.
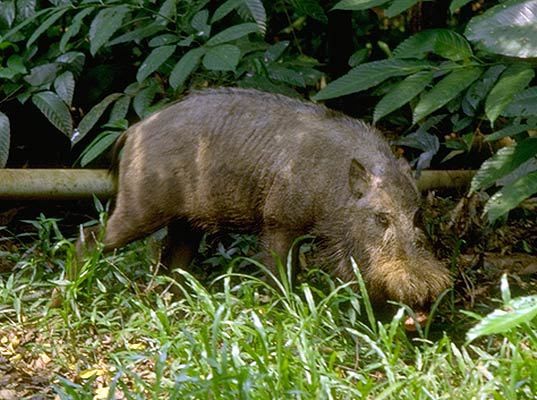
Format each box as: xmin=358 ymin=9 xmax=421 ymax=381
xmin=161 ymin=220 xmax=202 ymax=272
xmin=154 ymin=220 xmax=202 ymax=292
xmin=102 ymin=191 xmax=175 ymax=252
xmin=101 ymin=201 xmax=199 ymax=294
xmin=260 ymin=229 xmax=302 ymax=290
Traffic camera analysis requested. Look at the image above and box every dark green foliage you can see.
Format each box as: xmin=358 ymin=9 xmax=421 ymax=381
xmin=465 ymin=0 xmax=537 ymax=58
xmin=467 ymin=275 xmax=537 ymax=342
xmin=1 ymin=217 xmax=537 ymax=398
xmin=0 ymin=0 xmax=323 ymax=164
xmin=317 ymin=0 xmax=537 ymax=222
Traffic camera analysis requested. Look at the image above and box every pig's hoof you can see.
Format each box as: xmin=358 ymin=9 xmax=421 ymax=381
xmin=403 ymin=311 xmax=428 ymax=332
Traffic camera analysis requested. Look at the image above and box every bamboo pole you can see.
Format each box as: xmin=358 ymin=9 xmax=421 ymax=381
xmin=416 ymin=170 xmax=475 ymax=192
xmin=0 ymin=169 xmax=115 ymax=200
xmin=0 ymin=169 xmax=475 ymax=200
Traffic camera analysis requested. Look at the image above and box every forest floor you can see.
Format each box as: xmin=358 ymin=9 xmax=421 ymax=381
xmin=0 ymin=191 xmax=536 ymax=399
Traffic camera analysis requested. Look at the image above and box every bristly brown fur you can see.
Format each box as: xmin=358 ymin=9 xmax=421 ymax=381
xmin=79 ymin=87 xmax=452 ymax=310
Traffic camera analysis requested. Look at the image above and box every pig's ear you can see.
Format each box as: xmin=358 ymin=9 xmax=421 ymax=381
xmin=349 ymin=159 xmax=371 ymax=198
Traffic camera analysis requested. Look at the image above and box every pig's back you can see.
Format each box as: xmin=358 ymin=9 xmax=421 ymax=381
xmin=119 ymin=88 xmax=397 ymax=230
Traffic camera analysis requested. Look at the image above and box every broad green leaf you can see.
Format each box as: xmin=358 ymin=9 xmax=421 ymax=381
xmin=144 ymin=99 xmax=172 ymax=117
xmin=48 ymin=0 xmax=69 ymax=6
xmin=268 ymin=65 xmax=306 ymax=87
xmin=60 ymin=8 xmax=94 ymax=52
xmin=54 ymin=71 xmax=75 ymax=106
xmin=102 ymin=119 xmax=128 ymax=131
xmin=292 ymin=0 xmax=327 ymax=22
xmin=497 ymin=156 xmax=537 ymax=187
xmin=467 ymin=295 xmax=537 ymax=341
xmin=27 ymin=8 xmax=68 ymax=48
xmin=486 ymin=124 xmax=537 ymax=142
xmin=24 ymin=63 xmax=59 ymax=86
xmin=462 ymin=65 xmax=506 ymax=116
xmin=80 ymin=131 xmax=121 ymax=167
xmin=124 ymin=82 xmax=143 ymax=96
xmin=433 ymin=30 xmax=472 ymax=61
xmin=149 ymin=34 xmax=180 ymax=47
xmin=108 ymin=96 xmax=131 ymax=123
xmin=394 ymin=127 xmax=440 ymax=170
xmin=292 ymin=64 xmax=323 ymax=86
xmin=385 ymin=0 xmax=420 ymax=17
xmin=393 ymin=29 xmax=472 ymax=61
xmin=444 ymin=131 xmax=473 ymax=151
xmin=0 ymin=112 xmax=10 ymax=168
xmin=332 ymin=0 xmax=390 ymax=10
xmin=265 ymin=41 xmax=289 ymax=62
xmin=413 ymin=67 xmax=482 ymax=123
xmin=75 ymin=93 xmax=122 ymax=143
xmin=136 ymin=45 xmax=176 ymax=82
xmin=133 ymin=84 xmax=159 ymax=118
xmin=465 ymin=0 xmax=537 ymax=58
xmin=239 ymin=75 xmax=300 ymax=98
xmin=244 ymin=0 xmax=267 ymax=34
xmin=502 ymin=86 xmax=537 ymax=118
xmin=485 ymin=170 xmax=537 ymax=222
xmin=206 ymin=23 xmax=259 ymax=46
xmin=485 ymin=64 xmax=534 ymax=124
xmin=393 ymin=30 xmax=436 ymax=59
xmin=89 ymin=6 xmax=129 ymax=55
xmin=0 ymin=7 xmax=50 ymax=42
xmin=0 ymin=68 xmax=17 ymax=80
xmin=108 ymin=23 xmax=165 ymax=46
xmin=0 ymin=56 xmax=26 ymax=78
xmin=471 ymin=137 xmax=537 ymax=192
xmin=441 ymin=149 xmax=465 ymax=163
xmin=56 ymin=52 xmax=86 ymax=74
xmin=169 ymin=47 xmax=205 ymax=90
xmin=191 ymin=10 xmax=210 ymax=37
xmin=0 ymin=0 xmax=17 ymax=29
xmin=348 ymin=48 xmax=369 ymax=67
xmin=373 ymin=71 xmax=433 ymax=123
xmin=202 ymin=44 xmax=241 ymax=71
xmin=16 ymin=0 xmax=36 ymax=21
xmin=212 ymin=0 xmax=242 ymax=23
xmin=156 ymin=0 xmax=176 ymax=24
xmin=16 ymin=89 xmax=32 ymax=104
xmin=313 ymin=59 xmax=431 ymax=101
xmin=449 ymin=0 xmax=473 ymax=13
xmin=177 ymin=36 xmax=194 ymax=47
xmin=32 ymin=91 xmax=73 ymax=136
xmin=6 ymin=55 xmax=26 ymax=74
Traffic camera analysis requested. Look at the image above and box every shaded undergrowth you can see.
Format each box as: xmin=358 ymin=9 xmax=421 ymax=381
xmin=0 ymin=215 xmax=536 ymax=399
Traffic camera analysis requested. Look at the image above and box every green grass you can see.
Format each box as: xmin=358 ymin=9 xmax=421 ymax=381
xmin=0 ymin=215 xmax=536 ymax=399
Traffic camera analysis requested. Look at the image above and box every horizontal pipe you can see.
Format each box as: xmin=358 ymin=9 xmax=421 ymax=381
xmin=417 ymin=170 xmax=475 ymax=192
xmin=0 ymin=169 xmax=475 ymax=200
xmin=0 ymin=169 xmax=115 ymax=200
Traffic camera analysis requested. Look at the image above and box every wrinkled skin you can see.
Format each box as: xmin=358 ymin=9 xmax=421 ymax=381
xmin=79 ymin=88 xmax=451 ymax=311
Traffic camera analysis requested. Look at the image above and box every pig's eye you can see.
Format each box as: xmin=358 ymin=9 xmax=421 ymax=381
xmin=375 ymin=213 xmax=390 ymax=227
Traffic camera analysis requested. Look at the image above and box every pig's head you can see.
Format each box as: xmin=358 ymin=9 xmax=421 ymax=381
xmin=317 ymin=158 xmax=452 ymax=312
